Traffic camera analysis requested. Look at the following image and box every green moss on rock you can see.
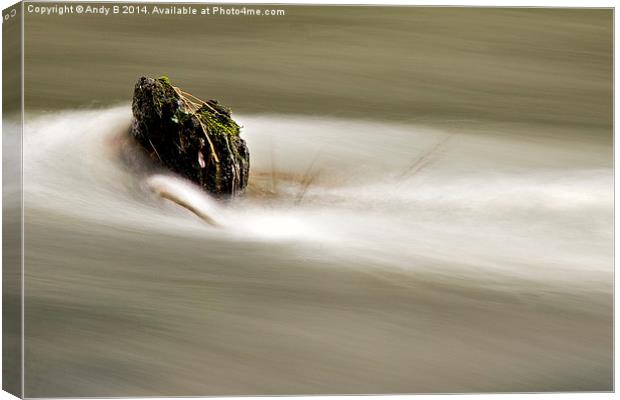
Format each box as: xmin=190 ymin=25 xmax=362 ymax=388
xmin=131 ymin=76 xmax=249 ymax=197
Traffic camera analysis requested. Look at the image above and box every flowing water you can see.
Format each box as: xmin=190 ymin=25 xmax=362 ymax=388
xmin=13 ymin=6 xmax=614 ymax=396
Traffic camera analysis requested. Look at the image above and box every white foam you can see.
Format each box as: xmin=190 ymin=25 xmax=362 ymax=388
xmin=20 ymin=107 xmax=612 ymax=295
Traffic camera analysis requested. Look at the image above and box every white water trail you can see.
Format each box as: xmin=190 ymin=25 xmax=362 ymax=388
xmin=26 ymin=107 xmax=611 ymax=281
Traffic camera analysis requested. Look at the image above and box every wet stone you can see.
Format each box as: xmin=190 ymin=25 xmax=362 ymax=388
xmin=131 ymin=76 xmax=249 ymax=198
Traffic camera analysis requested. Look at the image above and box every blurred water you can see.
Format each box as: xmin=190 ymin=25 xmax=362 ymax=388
xmin=17 ymin=6 xmax=613 ymax=397
xmin=19 ymin=106 xmax=612 ymax=396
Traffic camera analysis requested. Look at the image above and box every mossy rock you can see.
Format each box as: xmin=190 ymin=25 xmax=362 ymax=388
xmin=131 ymin=76 xmax=249 ymax=197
